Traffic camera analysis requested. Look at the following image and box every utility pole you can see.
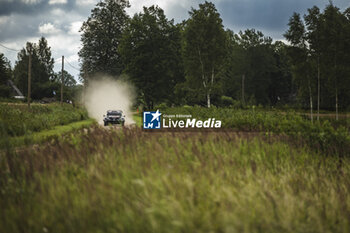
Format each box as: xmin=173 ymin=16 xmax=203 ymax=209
xmin=27 ymin=44 xmax=32 ymax=109
xmin=61 ymin=55 xmax=64 ymax=104
xmin=242 ymin=74 xmax=245 ymax=106
xmin=317 ymin=57 xmax=320 ymax=121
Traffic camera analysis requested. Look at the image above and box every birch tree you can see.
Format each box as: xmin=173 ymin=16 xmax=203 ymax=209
xmin=182 ymin=1 xmax=226 ymax=108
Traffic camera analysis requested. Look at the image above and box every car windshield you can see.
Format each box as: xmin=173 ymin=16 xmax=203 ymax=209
xmin=107 ymin=112 xmax=121 ymax=116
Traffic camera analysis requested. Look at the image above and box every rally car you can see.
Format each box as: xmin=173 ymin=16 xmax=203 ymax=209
xmin=103 ymin=110 xmax=125 ymax=126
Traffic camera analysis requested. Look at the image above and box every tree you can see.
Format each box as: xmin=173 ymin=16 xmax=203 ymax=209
xmin=52 ymin=70 xmax=77 ymax=101
xmin=236 ymin=29 xmax=276 ymax=105
xmin=182 ymin=1 xmax=227 ymax=108
xmin=221 ymin=29 xmax=284 ymax=106
xmin=0 ymin=53 xmax=12 ymax=98
xmin=119 ymin=5 xmax=183 ymax=109
xmin=79 ymin=0 xmax=130 ymax=82
xmin=343 ymin=7 xmax=350 ymax=110
xmin=320 ymin=4 xmax=348 ymax=120
xmin=219 ymin=30 xmax=244 ymax=104
xmin=53 ymin=70 xmax=76 ymax=87
xmin=269 ymin=41 xmax=294 ymax=105
xmin=285 ymin=4 xmax=350 ymax=118
xmin=285 ymin=13 xmax=315 ymax=122
xmin=304 ymin=6 xmax=322 ymax=120
xmin=14 ymin=38 xmax=55 ymax=99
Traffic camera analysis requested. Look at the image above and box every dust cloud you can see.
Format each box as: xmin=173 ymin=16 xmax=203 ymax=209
xmin=83 ymin=77 xmax=135 ymax=125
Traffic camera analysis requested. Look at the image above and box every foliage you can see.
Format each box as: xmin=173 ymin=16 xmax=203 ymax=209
xmin=160 ymin=106 xmax=350 ymax=156
xmin=182 ymin=1 xmax=227 ymax=108
xmin=79 ymin=0 xmax=130 ymax=81
xmin=221 ymin=29 xmax=292 ymax=106
xmin=0 ymin=128 xmax=349 ymax=232
xmin=284 ymin=4 xmax=350 ymax=112
xmin=52 ymin=70 xmax=79 ymax=101
xmin=120 ymin=5 xmax=184 ymax=109
xmin=0 ymin=53 xmax=12 ymax=98
xmin=4 ymin=119 xmax=95 ymax=149
xmin=284 ymin=12 xmax=314 ymax=114
xmin=13 ymin=37 xmax=55 ymax=99
xmin=0 ymin=103 xmax=88 ymax=137
xmin=52 ymin=70 xmax=77 ymax=87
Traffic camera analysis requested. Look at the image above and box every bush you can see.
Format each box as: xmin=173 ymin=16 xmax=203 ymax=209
xmin=220 ymin=95 xmax=234 ymax=106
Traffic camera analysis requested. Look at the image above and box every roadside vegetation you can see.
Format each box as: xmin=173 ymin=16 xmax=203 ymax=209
xmin=152 ymin=106 xmax=349 ymax=156
xmin=5 ymin=119 xmax=95 ymax=149
xmin=1 ymin=127 xmax=349 ymax=233
xmin=0 ymin=103 xmax=88 ymax=137
xmin=0 ymin=103 xmax=91 ymax=148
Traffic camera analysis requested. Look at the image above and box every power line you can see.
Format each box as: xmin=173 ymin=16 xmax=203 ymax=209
xmin=0 ymin=42 xmax=21 ymax=52
xmin=65 ymin=59 xmax=80 ymax=71
xmin=1 ymin=41 xmax=81 ymax=73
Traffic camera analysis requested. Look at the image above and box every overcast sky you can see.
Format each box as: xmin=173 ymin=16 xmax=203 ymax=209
xmin=0 ymin=0 xmax=349 ymax=82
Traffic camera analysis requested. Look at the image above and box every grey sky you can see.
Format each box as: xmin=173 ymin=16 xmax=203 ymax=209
xmin=0 ymin=0 xmax=349 ymax=81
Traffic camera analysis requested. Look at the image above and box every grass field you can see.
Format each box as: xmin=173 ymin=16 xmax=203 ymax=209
xmin=4 ymin=119 xmax=96 ymax=149
xmin=0 ymin=103 xmax=89 ymax=137
xmin=0 ymin=127 xmax=349 ymax=232
xmin=0 ymin=106 xmax=349 ymax=232
xmin=0 ymin=103 xmax=92 ymax=149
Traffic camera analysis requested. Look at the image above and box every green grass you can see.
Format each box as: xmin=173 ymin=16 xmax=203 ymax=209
xmin=133 ymin=113 xmax=142 ymax=127
xmin=159 ymin=106 xmax=350 ymax=156
xmin=0 ymin=103 xmax=89 ymax=137
xmin=0 ymin=128 xmax=349 ymax=233
xmin=3 ymin=119 xmax=96 ymax=148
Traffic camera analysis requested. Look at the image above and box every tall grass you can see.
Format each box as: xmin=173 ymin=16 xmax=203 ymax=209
xmin=0 ymin=103 xmax=88 ymax=137
xmin=0 ymin=127 xmax=349 ymax=233
xmin=159 ymin=106 xmax=350 ymax=156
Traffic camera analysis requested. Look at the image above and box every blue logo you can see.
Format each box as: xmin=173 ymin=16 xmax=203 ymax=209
xmin=143 ymin=110 xmax=162 ymax=129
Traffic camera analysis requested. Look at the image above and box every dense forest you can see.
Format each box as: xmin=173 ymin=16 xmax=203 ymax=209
xmin=1 ymin=0 xmax=350 ymax=113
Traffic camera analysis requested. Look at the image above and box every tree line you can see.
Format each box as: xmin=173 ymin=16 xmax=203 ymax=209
xmin=1 ymin=0 xmax=349 ymax=114
xmin=0 ymin=38 xmax=78 ymax=101
xmin=284 ymin=4 xmax=350 ymax=120
xmin=79 ymin=0 xmax=350 ymax=112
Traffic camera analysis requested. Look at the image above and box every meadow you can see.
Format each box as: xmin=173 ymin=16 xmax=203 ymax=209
xmin=0 ymin=105 xmax=349 ymax=233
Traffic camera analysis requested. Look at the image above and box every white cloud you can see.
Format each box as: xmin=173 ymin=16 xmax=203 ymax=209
xmin=21 ymin=0 xmax=42 ymax=4
xmin=49 ymin=0 xmax=67 ymax=4
xmin=68 ymin=21 xmax=83 ymax=35
xmin=46 ymin=34 xmax=80 ymax=53
xmin=127 ymin=0 xmax=199 ymax=22
xmin=38 ymin=23 xmax=60 ymax=34
xmin=76 ymin=0 xmax=96 ymax=6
